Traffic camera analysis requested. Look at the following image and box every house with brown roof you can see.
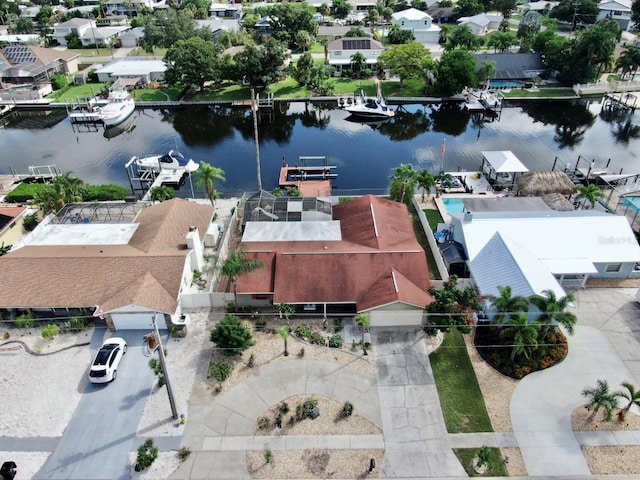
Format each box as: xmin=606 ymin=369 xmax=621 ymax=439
xmin=0 ymin=206 xmax=30 ymax=247
xmin=0 ymin=198 xmax=213 ymax=330
xmin=0 ymin=45 xmax=80 ymax=87
xmin=235 ymin=194 xmax=433 ymax=326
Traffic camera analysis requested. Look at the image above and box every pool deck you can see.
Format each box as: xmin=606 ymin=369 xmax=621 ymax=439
xmin=426 ymin=171 xmax=498 ymax=223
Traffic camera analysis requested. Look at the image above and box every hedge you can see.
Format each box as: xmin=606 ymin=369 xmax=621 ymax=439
xmin=84 ymin=184 xmax=128 ymax=201
xmin=4 ymin=183 xmax=46 ymax=203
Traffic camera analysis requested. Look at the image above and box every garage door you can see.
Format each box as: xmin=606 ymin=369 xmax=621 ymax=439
xmin=111 ymin=312 xmax=166 ymax=330
xmin=369 ymin=309 xmax=423 ymax=327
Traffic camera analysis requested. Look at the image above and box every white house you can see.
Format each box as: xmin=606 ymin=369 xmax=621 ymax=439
xmin=105 ymin=0 xmax=166 ymax=17
xmin=328 ymin=37 xmax=384 ymax=75
xmin=52 ymin=18 xmax=96 ymax=46
xmin=94 ymin=59 xmax=166 ymax=83
xmin=196 ymin=18 xmax=241 ymax=41
xmin=448 ymin=207 xmax=640 ymax=298
xmin=458 ymin=13 xmax=503 ymax=34
xmin=119 ymin=26 xmax=145 ymax=48
xmin=391 ymin=8 xmax=441 ymax=44
xmin=597 ymin=0 xmax=632 ymax=31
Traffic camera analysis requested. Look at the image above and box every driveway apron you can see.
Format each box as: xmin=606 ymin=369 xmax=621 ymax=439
xmin=371 ymin=328 xmax=467 ymax=478
xmin=34 ymin=330 xmax=157 ymax=480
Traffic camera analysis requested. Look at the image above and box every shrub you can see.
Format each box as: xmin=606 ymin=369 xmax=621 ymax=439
xmin=295 ymin=403 xmax=306 ymax=421
xmin=15 ymin=314 xmax=34 ymax=329
xmin=247 ymin=353 xmax=255 ymax=368
xmin=297 ymin=347 xmax=305 ymax=358
xmin=41 ymin=324 xmax=60 ymax=340
xmin=51 ymin=74 xmax=68 ymax=91
xmin=341 ymin=401 xmax=354 ymax=418
xmin=308 ymin=331 xmax=326 ymax=346
xmin=333 ymin=318 xmax=343 ymax=332
xmin=210 ymin=314 xmax=254 ymax=355
xmin=264 ymin=447 xmax=273 ymax=464
xmin=150 ymin=185 xmax=176 ymax=202
xmin=278 ymin=401 xmax=290 ymax=416
xmin=177 ymin=446 xmax=191 ymax=461
xmin=135 ymin=439 xmax=158 ymax=471
xmin=22 ymin=213 xmax=39 ymax=232
xmin=209 ymin=360 xmax=231 ymax=382
xmin=148 ymin=358 xmax=165 ymax=387
xmin=84 ymin=184 xmax=128 ymax=201
xmin=258 ymin=416 xmax=270 ymax=429
xmin=303 ymin=397 xmax=318 ymax=416
xmin=67 ymin=317 xmax=86 ymax=331
xmin=295 ymin=325 xmax=312 ymax=339
xmin=328 ymin=334 xmax=343 ymax=348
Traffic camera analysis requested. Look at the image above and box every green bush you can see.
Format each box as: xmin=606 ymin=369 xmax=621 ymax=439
xmin=294 ymin=325 xmax=312 ymax=338
xmin=148 ymin=358 xmax=165 ymax=387
xmin=209 ymin=360 xmax=231 ymax=381
xmin=84 ymin=184 xmax=129 ymax=201
xmin=22 ymin=212 xmax=39 ymax=232
xmin=15 ymin=314 xmax=34 ymax=329
xmin=41 ymin=323 xmax=60 ymax=340
xmin=308 ymin=331 xmax=326 ymax=346
xmin=328 ymin=334 xmax=343 ymax=348
xmin=341 ymin=401 xmax=354 ymax=418
xmin=135 ymin=439 xmax=158 ymax=471
xmin=51 ymin=74 xmax=69 ymax=91
xmin=150 ymin=185 xmax=176 ymax=202
xmin=333 ymin=318 xmax=343 ymax=332
xmin=67 ymin=317 xmax=86 ymax=331
xmin=4 ymin=183 xmax=47 ymax=203
xmin=278 ymin=401 xmax=290 ymax=416
xmin=258 ymin=416 xmax=270 ymax=429
xmin=210 ymin=314 xmax=254 ymax=355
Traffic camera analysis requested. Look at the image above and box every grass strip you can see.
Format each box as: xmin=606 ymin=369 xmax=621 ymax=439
xmin=430 ymin=329 xmax=492 ymax=433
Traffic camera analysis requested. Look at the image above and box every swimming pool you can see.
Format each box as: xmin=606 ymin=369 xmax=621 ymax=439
xmin=490 ymin=80 xmax=523 ymax=89
xmin=622 ymin=196 xmax=640 ymax=214
xmin=442 ymin=198 xmax=465 ymax=213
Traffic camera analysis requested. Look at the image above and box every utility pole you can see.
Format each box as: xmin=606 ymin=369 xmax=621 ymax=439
xmin=251 ymin=88 xmax=263 ymax=191
xmin=570 ymin=2 xmax=579 ymax=38
xmin=153 ymin=313 xmax=178 ymax=420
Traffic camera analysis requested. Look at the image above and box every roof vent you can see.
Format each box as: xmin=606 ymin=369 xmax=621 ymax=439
xmin=189 ymin=225 xmax=196 ymax=232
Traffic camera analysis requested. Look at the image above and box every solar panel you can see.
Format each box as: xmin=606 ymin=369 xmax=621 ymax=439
xmin=3 ymin=46 xmax=37 ymax=65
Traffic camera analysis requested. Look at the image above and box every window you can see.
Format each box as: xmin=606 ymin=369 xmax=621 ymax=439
xmin=605 ymin=263 xmax=622 ymax=273
xmin=334 ymin=50 xmax=342 ymax=56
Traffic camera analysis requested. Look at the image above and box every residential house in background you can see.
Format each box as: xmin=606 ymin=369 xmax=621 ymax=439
xmin=0 ymin=46 xmax=80 ymax=86
xmin=473 ymin=53 xmax=545 ymax=81
xmin=0 ymin=206 xmax=32 ymax=247
xmin=517 ymin=1 xmax=559 ymax=14
xmin=254 ymin=16 xmax=274 ymax=36
xmin=328 ymin=36 xmax=384 ymax=75
xmin=457 ymin=13 xmax=503 ymax=34
xmin=105 ymin=0 xmax=166 ymax=17
xmin=118 ymin=26 xmax=145 ymax=48
xmin=196 ymin=17 xmax=241 ymax=42
xmin=597 ymin=0 xmax=632 ymax=31
xmin=94 ymin=59 xmax=166 ymax=83
xmin=391 ymin=8 xmax=441 ymax=44
xmin=209 ymin=2 xmax=243 ymax=19
xmin=53 ymin=18 xmax=129 ymax=47
xmin=426 ymin=6 xmax=457 ymax=24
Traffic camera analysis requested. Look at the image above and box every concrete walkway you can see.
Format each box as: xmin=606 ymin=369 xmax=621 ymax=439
xmin=170 ymin=359 xmax=381 ymax=479
xmin=371 ymin=328 xmax=467 ymax=478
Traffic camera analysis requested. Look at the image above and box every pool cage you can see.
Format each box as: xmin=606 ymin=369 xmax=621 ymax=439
xmin=51 ymin=202 xmax=150 ymax=225
xmin=599 ymin=174 xmax=640 ymax=233
xmin=241 ymin=191 xmax=333 ymax=229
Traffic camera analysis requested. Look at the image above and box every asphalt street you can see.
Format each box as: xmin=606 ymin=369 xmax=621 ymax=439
xmin=34 ymin=329 xmax=156 ymax=480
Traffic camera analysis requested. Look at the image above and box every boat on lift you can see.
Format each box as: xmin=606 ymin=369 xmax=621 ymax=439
xmin=133 ymin=150 xmax=200 ymax=173
xmin=68 ymin=87 xmax=135 ymax=127
xmin=345 ymin=90 xmax=395 ymax=120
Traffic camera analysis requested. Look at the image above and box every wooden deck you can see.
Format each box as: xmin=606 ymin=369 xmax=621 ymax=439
xmin=278 ymin=165 xmax=337 ymax=197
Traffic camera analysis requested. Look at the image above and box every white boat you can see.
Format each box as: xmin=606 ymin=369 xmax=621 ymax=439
xmin=133 ymin=150 xmax=200 ymax=173
xmin=345 ymin=91 xmax=395 ymax=120
xmin=463 ymin=94 xmax=485 ymax=111
xmin=479 ymin=90 xmax=502 ymax=109
xmin=69 ymin=87 xmax=135 ymax=127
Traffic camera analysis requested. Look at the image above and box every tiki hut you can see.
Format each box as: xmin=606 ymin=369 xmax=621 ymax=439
xmin=541 ymin=193 xmax=576 ymax=211
xmin=515 ymin=171 xmax=576 ymax=197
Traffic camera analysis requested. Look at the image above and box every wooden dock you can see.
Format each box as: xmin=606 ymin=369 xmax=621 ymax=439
xmin=278 ymin=156 xmax=337 ymax=197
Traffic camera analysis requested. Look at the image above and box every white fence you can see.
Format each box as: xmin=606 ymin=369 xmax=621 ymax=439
xmin=412 ymin=197 xmax=449 ymax=282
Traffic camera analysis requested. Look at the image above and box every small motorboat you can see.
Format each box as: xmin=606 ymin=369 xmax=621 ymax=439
xmin=133 ymin=150 xmax=200 ymax=173
xmin=345 ymin=90 xmax=394 ymax=120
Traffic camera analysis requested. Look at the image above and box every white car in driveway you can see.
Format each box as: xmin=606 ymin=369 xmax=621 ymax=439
xmin=88 ymin=337 xmax=127 ymax=383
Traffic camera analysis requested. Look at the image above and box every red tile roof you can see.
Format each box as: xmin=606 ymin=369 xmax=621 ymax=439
xmin=237 ymin=195 xmax=433 ymax=311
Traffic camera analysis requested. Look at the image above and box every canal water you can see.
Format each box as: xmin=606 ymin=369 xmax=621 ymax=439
xmin=1 ymin=98 xmax=639 ymax=198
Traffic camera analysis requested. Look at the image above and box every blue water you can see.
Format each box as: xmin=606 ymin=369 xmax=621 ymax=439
xmin=442 ymin=198 xmax=465 ymax=213
xmin=490 ymin=81 xmax=523 ymax=88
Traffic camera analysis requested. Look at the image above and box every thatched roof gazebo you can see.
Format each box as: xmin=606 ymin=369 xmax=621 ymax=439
xmin=541 ymin=193 xmax=576 ymax=211
xmin=515 ymin=171 xmax=577 ymax=197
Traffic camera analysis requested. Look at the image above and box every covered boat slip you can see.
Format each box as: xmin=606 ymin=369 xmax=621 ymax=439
xmin=479 ymin=150 xmax=529 ymax=189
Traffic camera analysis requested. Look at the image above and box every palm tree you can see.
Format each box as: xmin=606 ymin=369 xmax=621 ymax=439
xmin=575 ymin=183 xmax=602 ymax=209
xmin=0 ymin=242 xmax=12 ymax=256
xmin=435 ymin=171 xmax=454 ymax=198
xmin=350 ymin=52 xmax=367 ymax=78
xmin=319 ymin=37 xmax=329 ymax=64
xmin=354 ymin=313 xmax=370 ymax=356
xmin=390 ymin=164 xmax=418 ymax=205
xmin=486 ymin=285 xmax=529 ymax=330
xmin=529 ymin=289 xmax=577 ymax=341
xmin=614 ymin=381 xmax=640 ymax=421
xmin=278 ymin=326 xmax=289 ymax=356
xmin=582 ymin=379 xmax=619 ymax=422
xmin=195 ymin=162 xmax=225 ymax=208
xmin=221 ymin=246 xmax=264 ymax=312
xmin=417 ymin=169 xmax=435 ymax=202
xmin=477 ymin=60 xmax=497 ymax=83
xmin=54 ymin=172 xmax=86 ymax=203
xmin=501 ymin=313 xmax=539 ymax=361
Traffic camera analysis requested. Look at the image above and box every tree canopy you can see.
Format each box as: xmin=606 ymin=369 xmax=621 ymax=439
xmin=435 ymin=49 xmax=477 ymax=96
xmin=378 ymin=42 xmax=433 ymax=85
xmin=140 ymin=9 xmax=211 ymax=52
xmin=233 ymin=39 xmax=288 ymax=88
xmin=164 ymin=37 xmax=226 ymax=91
xmin=266 ymin=2 xmax=318 ymax=47
xmin=549 ymin=0 xmax=599 ymax=27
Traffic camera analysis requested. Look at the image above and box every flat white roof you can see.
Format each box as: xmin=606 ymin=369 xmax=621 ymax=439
xmin=25 ymin=223 xmax=138 ymax=246
xmin=455 ymin=210 xmax=640 ymax=268
xmin=95 ymin=59 xmax=166 ymax=76
xmin=482 ymin=150 xmax=529 ymax=173
xmin=242 ymin=221 xmax=342 ymax=242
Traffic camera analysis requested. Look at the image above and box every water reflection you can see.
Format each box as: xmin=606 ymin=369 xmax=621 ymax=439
xmin=599 ymin=108 xmax=640 ymax=144
xmin=429 ymin=102 xmax=470 ymax=136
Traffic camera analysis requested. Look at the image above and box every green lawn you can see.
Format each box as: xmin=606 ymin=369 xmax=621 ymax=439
xmin=48 ymin=82 xmax=110 ymax=102
xmin=501 ymin=88 xmax=577 ymax=98
xmin=381 ymin=78 xmax=427 ymax=97
xmin=454 ymin=448 xmax=509 ymax=477
xmin=430 ymin=329 xmax=493 ymax=433
xmin=411 ymin=210 xmax=441 ymax=281
xmin=128 ymin=47 xmax=168 ymax=57
xmin=66 ymin=48 xmax=115 ymax=57
xmin=132 ymin=85 xmax=184 ymax=102
xmin=423 ymin=208 xmax=443 ymax=232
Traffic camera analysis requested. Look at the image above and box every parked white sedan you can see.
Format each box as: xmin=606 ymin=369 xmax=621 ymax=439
xmin=88 ymin=337 xmax=127 ymax=383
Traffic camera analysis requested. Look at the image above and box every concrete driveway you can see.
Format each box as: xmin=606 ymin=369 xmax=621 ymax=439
xmin=34 ymin=329 xmax=156 ymax=480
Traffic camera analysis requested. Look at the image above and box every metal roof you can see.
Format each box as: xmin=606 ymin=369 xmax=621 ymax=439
xmin=481 ymin=151 xmax=529 ymax=173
